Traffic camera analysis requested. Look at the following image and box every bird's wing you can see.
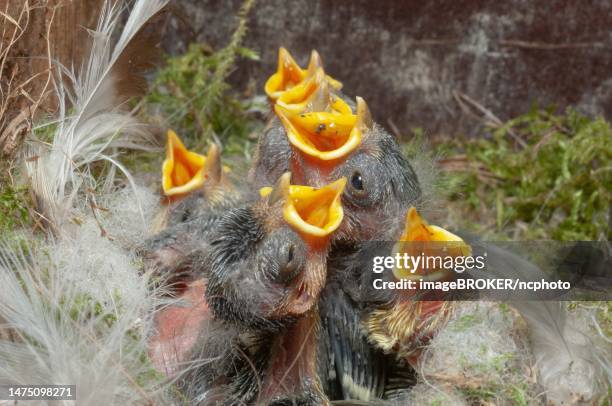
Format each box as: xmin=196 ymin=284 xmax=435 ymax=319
xmin=320 ymin=282 xmax=387 ymax=402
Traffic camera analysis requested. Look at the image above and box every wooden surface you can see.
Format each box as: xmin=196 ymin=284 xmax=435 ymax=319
xmin=0 ymin=0 xmax=103 ymax=158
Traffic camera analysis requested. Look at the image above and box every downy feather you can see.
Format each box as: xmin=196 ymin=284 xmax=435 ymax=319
xmin=0 ymin=180 xmax=169 ymax=404
xmin=0 ymin=1 xmax=174 ymax=404
xmin=26 ymin=0 xmax=168 ymax=233
xmin=470 ymin=242 xmax=611 ymax=404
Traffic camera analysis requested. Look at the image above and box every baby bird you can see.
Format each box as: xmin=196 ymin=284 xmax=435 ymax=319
xmin=251 ymin=50 xmax=421 ymax=243
xmin=141 ymin=130 xmax=243 ymax=281
xmin=318 ymin=207 xmax=469 ymax=402
xmin=181 ymin=173 xmax=346 ymax=405
xmin=362 ymin=208 xmax=469 ymax=360
xmin=160 ymin=129 xmax=238 ymax=226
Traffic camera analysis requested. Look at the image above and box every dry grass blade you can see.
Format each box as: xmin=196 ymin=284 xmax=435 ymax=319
xmin=0 ymin=1 xmax=32 ymax=161
xmin=437 ymin=155 xmax=502 ymax=185
xmin=0 ymin=1 xmax=52 ymax=164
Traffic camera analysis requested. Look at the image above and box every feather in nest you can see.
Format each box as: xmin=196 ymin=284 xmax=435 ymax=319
xmin=0 ymin=229 xmax=172 ymax=405
xmin=468 ymin=243 xmax=612 ymax=404
xmin=25 ymin=0 xmax=168 ymax=234
xmin=0 ymin=0 xmax=174 ymax=404
xmin=0 ymin=0 xmax=609 ymax=404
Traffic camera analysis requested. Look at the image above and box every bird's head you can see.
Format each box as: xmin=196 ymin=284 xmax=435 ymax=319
xmin=206 ymin=173 xmax=346 ymax=330
xmin=252 ymin=49 xmax=422 ymax=242
xmin=363 ymin=207 xmax=472 ymax=357
xmin=162 ymin=130 xmax=230 ymax=201
xmin=274 ymin=71 xmax=364 ymax=165
xmin=264 ymin=47 xmax=341 ymax=101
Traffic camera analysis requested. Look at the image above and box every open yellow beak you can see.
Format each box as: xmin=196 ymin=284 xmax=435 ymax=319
xmin=275 ymin=68 xmax=352 ymax=116
xmin=260 ymin=173 xmax=346 ymax=238
xmin=264 ymin=47 xmax=342 ymax=101
xmin=275 ymin=97 xmax=370 ymax=161
xmin=162 ymin=130 xmax=223 ymax=197
xmin=392 ymin=207 xmax=472 ymax=281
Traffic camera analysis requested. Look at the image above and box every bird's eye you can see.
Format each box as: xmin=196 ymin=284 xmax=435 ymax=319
xmin=350 ymin=171 xmax=364 ymax=191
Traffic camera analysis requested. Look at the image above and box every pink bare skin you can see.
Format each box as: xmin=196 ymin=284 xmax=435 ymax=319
xmin=149 ymin=279 xmax=210 ymax=376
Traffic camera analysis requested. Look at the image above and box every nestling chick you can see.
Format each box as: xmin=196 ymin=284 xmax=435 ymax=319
xmin=160 ymin=129 xmax=237 ymax=224
xmin=181 ymin=173 xmax=346 ymax=405
xmin=205 ymin=172 xmax=346 ymax=328
xmin=319 ymin=207 xmax=470 ymax=402
xmin=362 ymin=207 xmax=469 ymax=360
xmin=251 ymin=51 xmax=421 ymax=242
xmin=141 ymin=130 xmax=242 ymax=280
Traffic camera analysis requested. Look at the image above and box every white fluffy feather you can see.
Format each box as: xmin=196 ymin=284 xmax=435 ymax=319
xmin=0 ymin=180 xmax=171 ymax=404
xmin=463 ymin=243 xmax=611 ymax=404
xmin=515 ymin=301 xmax=611 ymax=404
xmin=0 ymin=1 xmax=172 ymax=404
xmin=26 ymin=0 xmax=168 ymax=232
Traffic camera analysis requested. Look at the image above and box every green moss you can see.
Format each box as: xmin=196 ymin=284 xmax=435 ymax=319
xmin=450 ymin=314 xmax=481 ymax=331
xmin=568 ymin=301 xmax=611 ymax=342
xmin=63 ymin=292 xmax=120 ymax=329
xmin=122 ymin=150 xmax=164 ymax=177
xmin=0 ymin=183 xmax=30 ymax=233
xmin=460 ymin=386 xmax=498 ymax=401
xmin=490 ymin=352 xmax=515 ymax=372
xmin=32 ymin=121 xmax=59 ymax=143
xmin=498 ymin=302 xmax=510 ymax=314
xmin=460 ymin=383 xmax=534 ymax=405
xmin=429 ymin=398 xmax=443 ymax=406
xmin=509 ymin=383 xmax=530 ymax=406
xmin=435 ymin=108 xmax=611 ymax=240
xmin=144 ymin=0 xmax=264 ymax=160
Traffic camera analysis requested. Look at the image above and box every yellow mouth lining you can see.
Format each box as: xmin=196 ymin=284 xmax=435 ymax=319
xmin=275 ymin=68 xmax=352 ymax=116
xmin=264 ymin=47 xmax=341 ymax=100
xmin=260 ymin=175 xmax=346 ymax=238
xmin=162 ymin=130 xmax=228 ymax=197
xmin=162 ymin=130 xmax=207 ymax=196
xmin=274 ymin=71 xmax=320 ymax=112
xmin=392 ymin=207 xmax=472 ymax=281
xmin=275 ymin=97 xmax=370 ymax=161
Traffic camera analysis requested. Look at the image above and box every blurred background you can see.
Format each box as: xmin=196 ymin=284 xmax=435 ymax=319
xmin=159 ymin=0 xmax=612 ymax=136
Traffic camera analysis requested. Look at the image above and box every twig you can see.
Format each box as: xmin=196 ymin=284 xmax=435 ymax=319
xmin=387 ymin=118 xmax=402 ymax=139
xmin=0 ymin=1 xmax=33 ymax=162
xmin=453 ymin=90 xmax=528 ymax=148
xmin=408 ymin=38 xmax=461 ymax=46
xmin=531 ymin=128 xmax=556 ymax=156
xmin=34 ymin=2 xmax=59 ymax=119
xmin=499 ymin=39 xmax=606 ymax=50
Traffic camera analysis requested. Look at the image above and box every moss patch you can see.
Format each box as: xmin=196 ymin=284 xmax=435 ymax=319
xmin=432 ymin=108 xmax=611 ymax=241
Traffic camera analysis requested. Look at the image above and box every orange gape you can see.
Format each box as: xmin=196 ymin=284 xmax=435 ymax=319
xmin=265 ymin=48 xmax=372 ymax=165
xmin=264 ymin=47 xmax=341 ymax=101
xmin=161 ymin=130 xmax=229 ymax=198
xmin=162 ymin=130 xmax=208 ymax=196
xmin=392 ymin=207 xmax=471 ymax=282
xmin=366 ymin=208 xmax=472 ymax=364
xmin=260 ymin=172 xmax=346 ymax=239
